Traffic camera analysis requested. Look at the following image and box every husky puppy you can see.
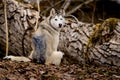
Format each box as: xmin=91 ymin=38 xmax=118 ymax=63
xmin=4 ymin=8 xmax=65 ymax=65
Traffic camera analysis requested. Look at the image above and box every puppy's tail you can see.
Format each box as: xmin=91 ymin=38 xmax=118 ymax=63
xmin=3 ymin=55 xmax=31 ymax=62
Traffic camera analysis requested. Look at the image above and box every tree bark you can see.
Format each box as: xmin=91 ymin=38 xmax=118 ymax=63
xmin=0 ymin=0 xmax=39 ymax=56
xmin=0 ymin=0 xmax=120 ymax=66
xmin=59 ymin=18 xmax=120 ymax=66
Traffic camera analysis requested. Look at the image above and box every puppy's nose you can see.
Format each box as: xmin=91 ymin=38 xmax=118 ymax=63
xmin=59 ymin=24 xmax=62 ymax=28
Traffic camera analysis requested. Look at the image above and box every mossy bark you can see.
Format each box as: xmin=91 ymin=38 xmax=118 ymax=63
xmin=59 ymin=18 xmax=120 ymax=66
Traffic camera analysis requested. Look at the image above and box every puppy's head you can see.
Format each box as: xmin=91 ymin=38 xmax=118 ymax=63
xmin=49 ymin=8 xmax=65 ymax=30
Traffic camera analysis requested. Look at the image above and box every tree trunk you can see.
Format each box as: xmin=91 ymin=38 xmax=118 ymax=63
xmin=0 ymin=0 xmax=39 ymax=56
xmin=59 ymin=18 xmax=120 ymax=66
xmin=0 ymin=0 xmax=120 ymax=66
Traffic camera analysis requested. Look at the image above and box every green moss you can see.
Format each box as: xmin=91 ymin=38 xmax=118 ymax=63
xmin=87 ymin=23 xmax=102 ymax=47
xmin=102 ymin=18 xmax=120 ymax=32
xmin=87 ymin=18 xmax=120 ymax=47
xmin=83 ymin=18 xmax=120 ymax=64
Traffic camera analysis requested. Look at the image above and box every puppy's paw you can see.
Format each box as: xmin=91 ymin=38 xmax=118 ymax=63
xmin=3 ymin=56 xmax=31 ymax=62
xmin=3 ymin=55 xmax=14 ymax=60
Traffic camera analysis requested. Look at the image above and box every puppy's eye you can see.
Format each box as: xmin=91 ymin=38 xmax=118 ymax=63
xmin=55 ymin=19 xmax=57 ymax=21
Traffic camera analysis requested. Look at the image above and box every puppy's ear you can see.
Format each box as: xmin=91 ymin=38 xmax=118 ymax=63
xmin=60 ymin=9 xmax=65 ymax=16
xmin=50 ymin=8 xmax=56 ymax=16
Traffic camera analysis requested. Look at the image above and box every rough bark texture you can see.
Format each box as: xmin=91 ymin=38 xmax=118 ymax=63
xmin=59 ymin=18 xmax=120 ymax=66
xmin=0 ymin=0 xmax=120 ymax=66
xmin=59 ymin=22 xmax=94 ymax=64
xmin=0 ymin=0 xmax=39 ymax=56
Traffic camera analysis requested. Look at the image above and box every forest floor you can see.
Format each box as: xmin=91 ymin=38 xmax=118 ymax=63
xmin=0 ymin=59 xmax=120 ymax=80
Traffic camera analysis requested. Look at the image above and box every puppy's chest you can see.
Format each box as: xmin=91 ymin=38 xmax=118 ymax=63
xmin=53 ymin=33 xmax=59 ymax=43
xmin=52 ymin=33 xmax=59 ymax=50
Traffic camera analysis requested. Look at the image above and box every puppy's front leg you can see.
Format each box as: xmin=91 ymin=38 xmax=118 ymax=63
xmin=45 ymin=37 xmax=54 ymax=65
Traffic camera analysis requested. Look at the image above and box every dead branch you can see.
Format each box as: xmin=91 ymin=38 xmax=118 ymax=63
xmin=61 ymin=0 xmax=71 ymax=11
xmin=3 ymin=0 xmax=9 ymax=56
xmin=34 ymin=0 xmax=40 ymax=31
xmin=66 ymin=0 xmax=94 ymax=15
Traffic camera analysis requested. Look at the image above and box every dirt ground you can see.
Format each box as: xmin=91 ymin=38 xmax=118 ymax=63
xmin=0 ymin=59 xmax=120 ymax=80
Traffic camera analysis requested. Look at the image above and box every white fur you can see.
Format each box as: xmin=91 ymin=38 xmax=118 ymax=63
xmin=45 ymin=51 xmax=64 ymax=66
xmin=4 ymin=55 xmax=31 ymax=62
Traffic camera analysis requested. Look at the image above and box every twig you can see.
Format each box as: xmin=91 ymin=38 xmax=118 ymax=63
xmin=37 ymin=0 xmax=40 ymax=14
xmin=3 ymin=0 xmax=9 ymax=56
xmin=66 ymin=0 xmax=94 ymax=15
xmin=34 ymin=0 xmax=40 ymax=31
xmin=61 ymin=0 xmax=71 ymax=11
